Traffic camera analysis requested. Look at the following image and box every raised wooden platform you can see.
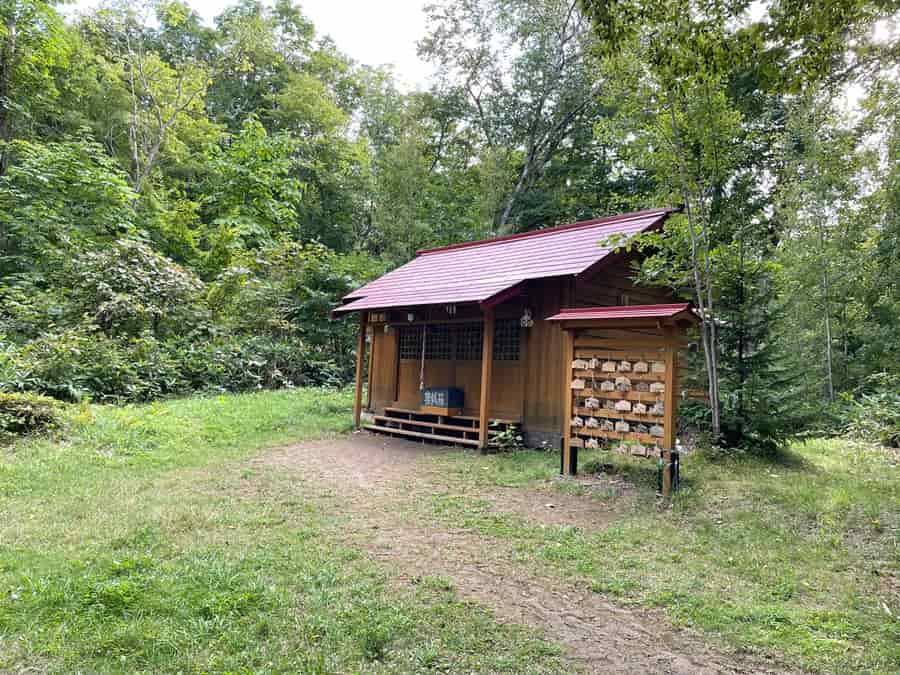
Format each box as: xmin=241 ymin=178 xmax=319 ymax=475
xmin=363 ymin=407 xmax=519 ymax=447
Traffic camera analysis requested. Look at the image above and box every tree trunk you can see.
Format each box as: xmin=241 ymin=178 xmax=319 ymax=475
xmin=736 ymin=234 xmax=746 ymax=435
xmin=498 ymin=145 xmax=534 ymax=228
xmin=666 ymin=90 xmax=721 ymax=441
xmin=817 ymin=217 xmax=835 ymax=402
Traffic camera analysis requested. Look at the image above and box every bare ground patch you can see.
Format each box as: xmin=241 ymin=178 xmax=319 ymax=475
xmin=252 ymin=433 xmax=795 ymax=674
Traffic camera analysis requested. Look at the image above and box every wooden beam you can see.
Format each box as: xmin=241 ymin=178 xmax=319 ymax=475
xmin=662 ymin=326 xmax=678 ymax=451
xmin=561 ymin=327 xmax=575 ymax=475
xmin=661 ymin=325 xmax=679 ymax=497
xmin=352 ymin=312 xmax=367 ymax=429
xmin=480 ymin=281 xmax=526 ymax=310
xmin=366 ymin=324 xmax=375 ymax=410
xmin=478 ymin=309 xmax=495 ymax=450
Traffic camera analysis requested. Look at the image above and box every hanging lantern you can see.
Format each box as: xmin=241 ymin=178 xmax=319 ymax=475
xmin=407 ymin=312 xmax=415 ymax=322
xmin=445 ymin=304 xmax=457 ymax=316
xmin=520 ymin=307 xmax=534 ymax=328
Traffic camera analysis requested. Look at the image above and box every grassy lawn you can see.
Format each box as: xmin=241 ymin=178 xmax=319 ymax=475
xmin=1 ymin=389 xmax=898 ymax=673
xmin=423 ymin=441 xmax=900 ymax=673
xmin=0 ymin=390 xmax=565 ymax=673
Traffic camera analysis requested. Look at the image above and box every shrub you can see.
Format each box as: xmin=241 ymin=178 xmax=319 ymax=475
xmin=171 ymin=335 xmax=343 ymax=393
xmin=69 ymin=239 xmax=208 ymax=338
xmin=0 ymin=391 xmax=62 ymax=438
xmin=840 ymin=373 xmax=900 ymax=448
xmin=1 ymin=329 xmax=344 ymax=404
xmin=487 ymin=422 xmax=525 ymax=452
xmin=0 ymin=328 xmax=186 ymax=403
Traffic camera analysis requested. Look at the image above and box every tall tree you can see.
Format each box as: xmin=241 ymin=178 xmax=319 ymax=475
xmin=420 ymin=0 xmax=604 ymax=229
xmin=0 ymin=0 xmax=66 ymax=174
xmin=83 ymin=1 xmax=213 ymax=192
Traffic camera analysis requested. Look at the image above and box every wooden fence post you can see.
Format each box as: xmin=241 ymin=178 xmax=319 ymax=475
xmin=352 ymin=312 xmax=367 ymax=429
xmin=661 ymin=325 xmax=679 ymax=496
xmin=478 ymin=309 xmax=495 ymax=450
xmin=561 ymin=327 xmax=574 ymax=475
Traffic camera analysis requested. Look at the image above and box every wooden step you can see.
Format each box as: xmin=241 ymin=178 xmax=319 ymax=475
xmin=383 ymin=406 xmax=520 ymax=426
xmin=372 ymin=415 xmax=480 ymax=435
xmin=363 ymin=424 xmax=480 ymax=446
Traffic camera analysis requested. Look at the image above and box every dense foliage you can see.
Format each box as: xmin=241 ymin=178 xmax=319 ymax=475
xmin=0 ymin=0 xmax=897 ymax=446
xmin=0 ymin=391 xmax=61 ymax=438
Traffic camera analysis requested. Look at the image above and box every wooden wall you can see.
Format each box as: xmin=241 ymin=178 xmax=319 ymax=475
xmin=370 ymin=326 xmax=398 ymax=405
xmin=366 ymin=310 xmax=525 ymax=420
xmin=575 ymin=255 xmax=675 ymax=307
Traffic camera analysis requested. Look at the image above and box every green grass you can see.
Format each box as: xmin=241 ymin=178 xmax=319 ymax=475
xmin=0 ymin=389 xmax=566 ymax=673
xmin=3 ymin=389 xmax=898 ymax=673
xmin=421 ymin=442 xmax=900 ymax=673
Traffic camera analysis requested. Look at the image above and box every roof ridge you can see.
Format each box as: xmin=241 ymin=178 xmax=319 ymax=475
xmin=416 ymin=207 xmax=677 ymax=256
xmin=555 ymin=302 xmax=690 ymax=313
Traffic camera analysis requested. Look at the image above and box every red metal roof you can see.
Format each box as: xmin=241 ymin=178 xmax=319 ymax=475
xmin=334 ymin=207 xmax=677 ymax=314
xmin=546 ymin=303 xmax=697 ymax=322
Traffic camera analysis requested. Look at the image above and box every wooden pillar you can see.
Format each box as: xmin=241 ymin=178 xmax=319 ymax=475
xmin=366 ymin=325 xmax=376 ymax=410
xmin=661 ymin=324 xmax=679 ymax=496
xmin=478 ymin=309 xmax=495 ymax=450
xmin=352 ymin=312 xmax=368 ymax=429
xmin=560 ymin=327 xmax=574 ymax=475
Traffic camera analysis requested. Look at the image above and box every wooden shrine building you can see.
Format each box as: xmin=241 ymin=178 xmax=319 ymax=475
xmin=333 ymin=207 xmax=699 ymax=485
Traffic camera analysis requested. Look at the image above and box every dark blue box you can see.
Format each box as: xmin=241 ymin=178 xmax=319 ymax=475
xmin=421 ymin=387 xmax=464 ymax=409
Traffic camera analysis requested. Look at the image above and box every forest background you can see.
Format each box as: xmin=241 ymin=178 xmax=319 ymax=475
xmin=1 ymin=0 xmax=898 ymax=449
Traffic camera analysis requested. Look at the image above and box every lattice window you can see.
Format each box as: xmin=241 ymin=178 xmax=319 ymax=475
xmin=398 ymin=326 xmax=423 ymax=360
xmin=425 ymin=325 xmax=453 ymax=359
xmin=493 ymin=318 xmax=521 ymax=361
xmin=454 ymin=323 xmax=483 ymax=360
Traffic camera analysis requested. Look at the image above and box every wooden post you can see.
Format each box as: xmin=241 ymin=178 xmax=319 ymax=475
xmin=478 ymin=309 xmax=495 ymax=450
xmin=366 ymin=324 xmax=376 ymax=410
xmin=560 ymin=327 xmax=574 ymax=475
xmin=661 ymin=325 xmax=679 ymax=496
xmin=352 ymin=312 xmax=368 ymax=429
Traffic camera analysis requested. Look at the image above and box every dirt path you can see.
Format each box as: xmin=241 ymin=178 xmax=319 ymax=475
xmin=254 ymin=433 xmax=792 ymax=674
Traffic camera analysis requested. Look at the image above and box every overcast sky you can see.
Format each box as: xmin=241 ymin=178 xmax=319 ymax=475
xmin=71 ymin=0 xmax=435 ymax=90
